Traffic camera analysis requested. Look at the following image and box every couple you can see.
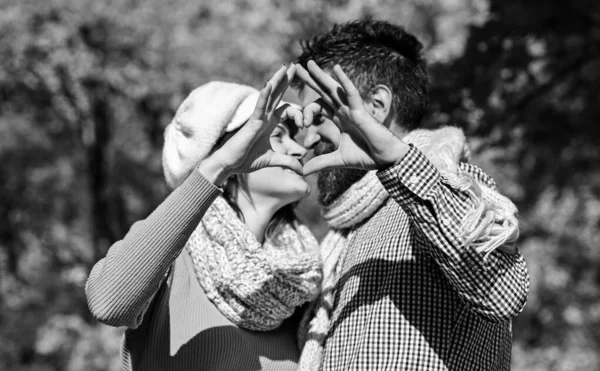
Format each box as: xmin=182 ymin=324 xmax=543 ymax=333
xmin=86 ymin=19 xmax=529 ymax=371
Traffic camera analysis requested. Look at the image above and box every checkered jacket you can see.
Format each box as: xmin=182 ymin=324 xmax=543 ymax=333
xmin=320 ymin=146 xmax=529 ymax=371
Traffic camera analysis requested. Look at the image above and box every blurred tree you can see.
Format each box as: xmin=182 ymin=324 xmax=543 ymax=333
xmin=426 ymin=0 xmax=600 ymax=369
xmin=0 ymin=1 xmax=173 ymax=368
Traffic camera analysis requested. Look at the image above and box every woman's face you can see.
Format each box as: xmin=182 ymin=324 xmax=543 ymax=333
xmin=245 ymin=121 xmax=310 ymax=204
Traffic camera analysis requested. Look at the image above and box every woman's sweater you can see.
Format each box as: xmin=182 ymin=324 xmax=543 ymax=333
xmin=85 ymin=169 xmax=302 ymax=371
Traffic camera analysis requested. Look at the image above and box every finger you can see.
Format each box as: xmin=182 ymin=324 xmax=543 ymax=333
xmin=295 ymin=64 xmax=338 ymax=109
xmin=302 ymin=99 xmax=335 ymax=128
xmin=332 ymin=65 xmax=363 ymax=108
xmin=249 ymin=82 xmax=272 ymax=123
xmin=286 ymin=63 xmax=297 ymax=83
xmin=261 ymin=151 xmax=303 ymax=175
xmin=307 ymin=60 xmax=346 ymax=108
xmin=302 ymin=150 xmax=344 ymax=175
xmin=266 ymin=65 xmax=290 ymax=112
xmin=269 ymin=64 xmax=297 ymax=112
xmin=294 ymin=106 xmax=304 ymax=130
xmin=274 ymin=104 xmax=303 ymax=130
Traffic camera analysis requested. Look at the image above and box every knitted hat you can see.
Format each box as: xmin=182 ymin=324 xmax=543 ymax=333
xmin=162 ymin=81 xmax=260 ymax=189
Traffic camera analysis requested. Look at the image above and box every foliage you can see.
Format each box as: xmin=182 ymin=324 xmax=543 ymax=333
xmin=0 ymin=0 xmax=598 ymax=370
xmin=427 ymin=1 xmax=600 ymax=369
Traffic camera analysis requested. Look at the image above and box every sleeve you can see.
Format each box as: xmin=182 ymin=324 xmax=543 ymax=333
xmin=85 ymin=169 xmax=221 ymax=328
xmin=376 ymin=145 xmax=529 ymax=322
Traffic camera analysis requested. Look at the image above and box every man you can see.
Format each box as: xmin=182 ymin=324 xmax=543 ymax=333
xmin=293 ymin=19 xmax=529 ymax=370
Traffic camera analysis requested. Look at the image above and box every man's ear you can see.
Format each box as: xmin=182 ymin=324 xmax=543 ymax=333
xmin=364 ymin=85 xmax=393 ymax=127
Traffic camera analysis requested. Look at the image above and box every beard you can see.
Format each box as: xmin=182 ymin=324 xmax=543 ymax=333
xmin=313 ymin=141 xmax=368 ymax=207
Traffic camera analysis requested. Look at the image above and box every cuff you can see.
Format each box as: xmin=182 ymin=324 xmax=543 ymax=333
xmin=376 ymin=144 xmax=441 ymax=206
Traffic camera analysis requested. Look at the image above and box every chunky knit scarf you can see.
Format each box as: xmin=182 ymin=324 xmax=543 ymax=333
xmin=185 ymin=196 xmax=322 ymax=331
xmin=297 ymin=127 xmax=519 ymax=370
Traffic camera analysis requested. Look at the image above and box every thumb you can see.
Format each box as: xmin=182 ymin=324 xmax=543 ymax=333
xmin=303 ymin=151 xmax=344 ymax=175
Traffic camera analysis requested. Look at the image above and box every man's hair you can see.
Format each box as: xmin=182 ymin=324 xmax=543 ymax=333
xmin=293 ymin=18 xmax=429 ymax=130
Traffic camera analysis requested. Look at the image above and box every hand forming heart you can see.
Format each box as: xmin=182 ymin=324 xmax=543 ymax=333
xmin=294 ymin=60 xmax=410 ymax=175
xmin=202 ymin=61 xmax=411 ymax=184
xmin=200 ymin=64 xmax=304 ymax=184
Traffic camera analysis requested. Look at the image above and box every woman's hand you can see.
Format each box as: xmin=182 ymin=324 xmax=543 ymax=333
xmin=199 ymin=64 xmax=303 ymax=185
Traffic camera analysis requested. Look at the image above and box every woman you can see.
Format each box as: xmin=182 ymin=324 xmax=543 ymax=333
xmin=85 ymin=65 xmax=322 ymax=371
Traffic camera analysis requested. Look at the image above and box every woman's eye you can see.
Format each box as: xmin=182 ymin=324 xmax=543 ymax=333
xmin=271 ymin=125 xmax=289 ymax=139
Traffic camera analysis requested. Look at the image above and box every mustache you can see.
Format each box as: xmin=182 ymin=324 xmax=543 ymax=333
xmin=313 ymin=141 xmax=336 ymax=156
xmin=311 ymin=140 xmax=368 ymax=206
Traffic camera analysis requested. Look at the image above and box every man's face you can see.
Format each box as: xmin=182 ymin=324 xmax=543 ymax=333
xmin=299 ymin=84 xmax=367 ymax=206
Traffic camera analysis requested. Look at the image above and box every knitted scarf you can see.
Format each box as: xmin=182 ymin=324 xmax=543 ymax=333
xmin=185 ymin=196 xmax=322 ymax=331
xmin=297 ymin=127 xmax=519 ymax=370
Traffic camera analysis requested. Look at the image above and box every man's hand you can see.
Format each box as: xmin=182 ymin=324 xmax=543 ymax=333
xmin=296 ymin=61 xmax=410 ymax=175
xmin=200 ymin=65 xmax=303 ymax=185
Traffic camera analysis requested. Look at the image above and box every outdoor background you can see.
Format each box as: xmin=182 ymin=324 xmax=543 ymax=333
xmin=1 ymin=0 xmax=599 ymax=370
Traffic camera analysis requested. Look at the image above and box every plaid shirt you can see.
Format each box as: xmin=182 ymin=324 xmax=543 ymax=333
xmin=320 ymin=146 xmax=529 ymax=371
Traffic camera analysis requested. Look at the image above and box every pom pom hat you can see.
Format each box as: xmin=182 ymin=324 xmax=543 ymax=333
xmin=162 ymin=81 xmax=261 ymax=189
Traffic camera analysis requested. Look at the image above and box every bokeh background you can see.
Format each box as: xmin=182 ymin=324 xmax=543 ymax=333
xmin=1 ymin=0 xmax=599 ymax=370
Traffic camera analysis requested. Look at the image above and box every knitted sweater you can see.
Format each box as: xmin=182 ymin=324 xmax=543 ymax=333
xmin=85 ymin=169 xmax=301 ymax=371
